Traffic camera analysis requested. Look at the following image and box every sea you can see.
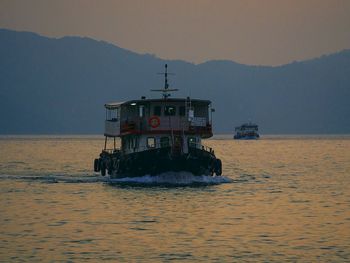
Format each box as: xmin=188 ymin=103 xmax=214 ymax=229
xmin=0 ymin=135 xmax=349 ymax=262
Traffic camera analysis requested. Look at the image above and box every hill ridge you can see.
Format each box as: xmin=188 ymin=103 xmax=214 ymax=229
xmin=1 ymin=28 xmax=349 ymax=134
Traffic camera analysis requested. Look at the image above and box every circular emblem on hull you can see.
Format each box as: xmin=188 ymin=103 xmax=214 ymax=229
xmin=148 ymin=116 xmax=161 ymax=128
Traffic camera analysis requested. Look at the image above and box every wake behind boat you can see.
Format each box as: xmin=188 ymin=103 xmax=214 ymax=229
xmin=94 ymin=64 xmax=222 ymax=179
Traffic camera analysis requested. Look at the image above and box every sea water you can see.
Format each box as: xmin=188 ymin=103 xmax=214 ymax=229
xmin=0 ymin=135 xmax=349 ymax=262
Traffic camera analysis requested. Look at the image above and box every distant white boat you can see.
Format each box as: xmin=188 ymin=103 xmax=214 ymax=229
xmin=234 ymin=122 xmax=260 ymax=140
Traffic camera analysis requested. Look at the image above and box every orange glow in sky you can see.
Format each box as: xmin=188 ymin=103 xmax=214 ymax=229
xmin=1 ymin=0 xmax=350 ymax=65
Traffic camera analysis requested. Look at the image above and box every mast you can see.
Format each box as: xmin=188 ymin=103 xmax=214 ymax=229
xmin=151 ymin=64 xmax=178 ymax=99
xmin=150 ymin=64 xmax=180 ymax=152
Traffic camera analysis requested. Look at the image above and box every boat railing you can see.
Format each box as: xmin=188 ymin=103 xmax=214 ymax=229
xmin=105 ymin=120 xmax=121 ymax=137
xmin=189 ymin=123 xmax=212 ymax=131
xmin=118 ymin=119 xmax=212 ymax=135
xmin=120 ymin=121 xmax=137 ymax=133
xmin=189 ymin=142 xmax=214 ymax=154
xmin=102 ymin=149 xmax=120 ymax=154
xmin=119 ymin=140 xmax=214 ymax=155
xmin=120 ymin=143 xmax=171 ymax=153
xmin=188 ymin=123 xmax=212 ymax=138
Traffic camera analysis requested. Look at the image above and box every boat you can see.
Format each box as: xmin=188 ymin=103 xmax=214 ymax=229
xmin=233 ymin=122 xmax=260 ymax=140
xmin=94 ymin=64 xmax=222 ymax=178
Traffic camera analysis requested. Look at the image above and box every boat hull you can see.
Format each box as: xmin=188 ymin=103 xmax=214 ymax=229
xmin=97 ymin=147 xmax=222 ymax=178
xmin=233 ymin=135 xmax=260 ymax=140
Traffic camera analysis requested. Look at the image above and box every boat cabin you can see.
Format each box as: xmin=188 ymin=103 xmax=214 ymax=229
xmin=104 ymin=97 xmax=214 ymax=154
xmin=235 ymin=123 xmax=258 ymax=132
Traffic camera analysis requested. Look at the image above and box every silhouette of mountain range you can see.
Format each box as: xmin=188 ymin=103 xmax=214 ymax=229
xmin=1 ymin=28 xmax=349 ymax=134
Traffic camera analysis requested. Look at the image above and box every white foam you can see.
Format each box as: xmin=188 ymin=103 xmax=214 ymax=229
xmin=108 ymin=171 xmax=232 ymax=185
xmin=0 ymin=173 xmax=232 ymax=186
xmin=0 ymin=174 xmax=109 ymax=183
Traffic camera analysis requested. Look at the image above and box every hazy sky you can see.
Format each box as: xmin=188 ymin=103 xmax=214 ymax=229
xmin=1 ymin=0 xmax=350 ymax=65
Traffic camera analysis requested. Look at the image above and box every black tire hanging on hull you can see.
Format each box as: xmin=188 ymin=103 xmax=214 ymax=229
xmin=94 ymin=159 xmax=100 ymax=172
xmin=100 ymin=162 xmax=106 ymax=176
xmin=215 ymin=159 xmax=222 ymax=176
xmin=107 ymin=161 xmax=113 ymax=175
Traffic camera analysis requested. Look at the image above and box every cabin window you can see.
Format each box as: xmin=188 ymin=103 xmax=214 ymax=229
xmin=160 ymin=137 xmax=170 ymax=148
xmin=188 ymin=137 xmax=196 ymax=148
xmin=179 ymin=106 xmax=185 ymax=116
xmin=174 ymin=136 xmax=182 ymax=147
xmin=122 ymin=138 xmax=127 ymax=149
xmin=153 ymin=106 xmax=161 ymax=116
xmin=127 ymin=137 xmax=132 ymax=149
xmin=124 ymin=136 xmax=137 ymax=150
xmin=147 ymin=137 xmax=156 ymax=148
xmin=106 ymin=108 xmax=119 ymax=121
xmin=164 ymin=106 xmax=176 ymax=116
xmin=188 ymin=109 xmax=194 ymax=120
xmin=139 ymin=105 xmax=145 ymax=117
xmin=135 ymin=137 xmax=139 ymax=149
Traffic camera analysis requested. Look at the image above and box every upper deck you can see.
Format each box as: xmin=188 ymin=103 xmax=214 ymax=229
xmin=235 ymin=123 xmax=259 ymax=132
xmin=104 ymin=97 xmax=213 ymax=138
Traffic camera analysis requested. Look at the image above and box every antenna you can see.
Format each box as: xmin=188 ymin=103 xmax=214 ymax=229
xmin=151 ymin=64 xmax=178 ymax=99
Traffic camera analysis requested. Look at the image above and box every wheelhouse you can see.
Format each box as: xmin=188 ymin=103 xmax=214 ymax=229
xmin=105 ymin=98 xmax=213 ymax=137
xmin=235 ymin=123 xmax=258 ymax=132
xmin=104 ymin=97 xmax=214 ymax=154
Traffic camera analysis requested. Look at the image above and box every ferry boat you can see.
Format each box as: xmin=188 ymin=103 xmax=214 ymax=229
xmin=94 ymin=64 xmax=222 ymax=178
xmin=233 ymin=122 xmax=260 ymax=140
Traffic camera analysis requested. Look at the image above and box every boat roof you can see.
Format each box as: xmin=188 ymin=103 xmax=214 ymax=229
xmin=105 ymin=98 xmax=211 ymax=109
xmin=235 ymin=123 xmax=258 ymax=128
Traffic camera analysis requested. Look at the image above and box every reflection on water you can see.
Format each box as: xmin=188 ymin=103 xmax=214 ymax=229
xmin=0 ymin=136 xmax=349 ymax=261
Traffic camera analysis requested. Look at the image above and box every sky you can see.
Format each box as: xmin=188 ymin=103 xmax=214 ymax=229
xmin=1 ymin=0 xmax=350 ymax=66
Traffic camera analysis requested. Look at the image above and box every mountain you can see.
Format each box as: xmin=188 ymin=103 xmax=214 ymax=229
xmin=0 ymin=28 xmax=349 ymax=134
